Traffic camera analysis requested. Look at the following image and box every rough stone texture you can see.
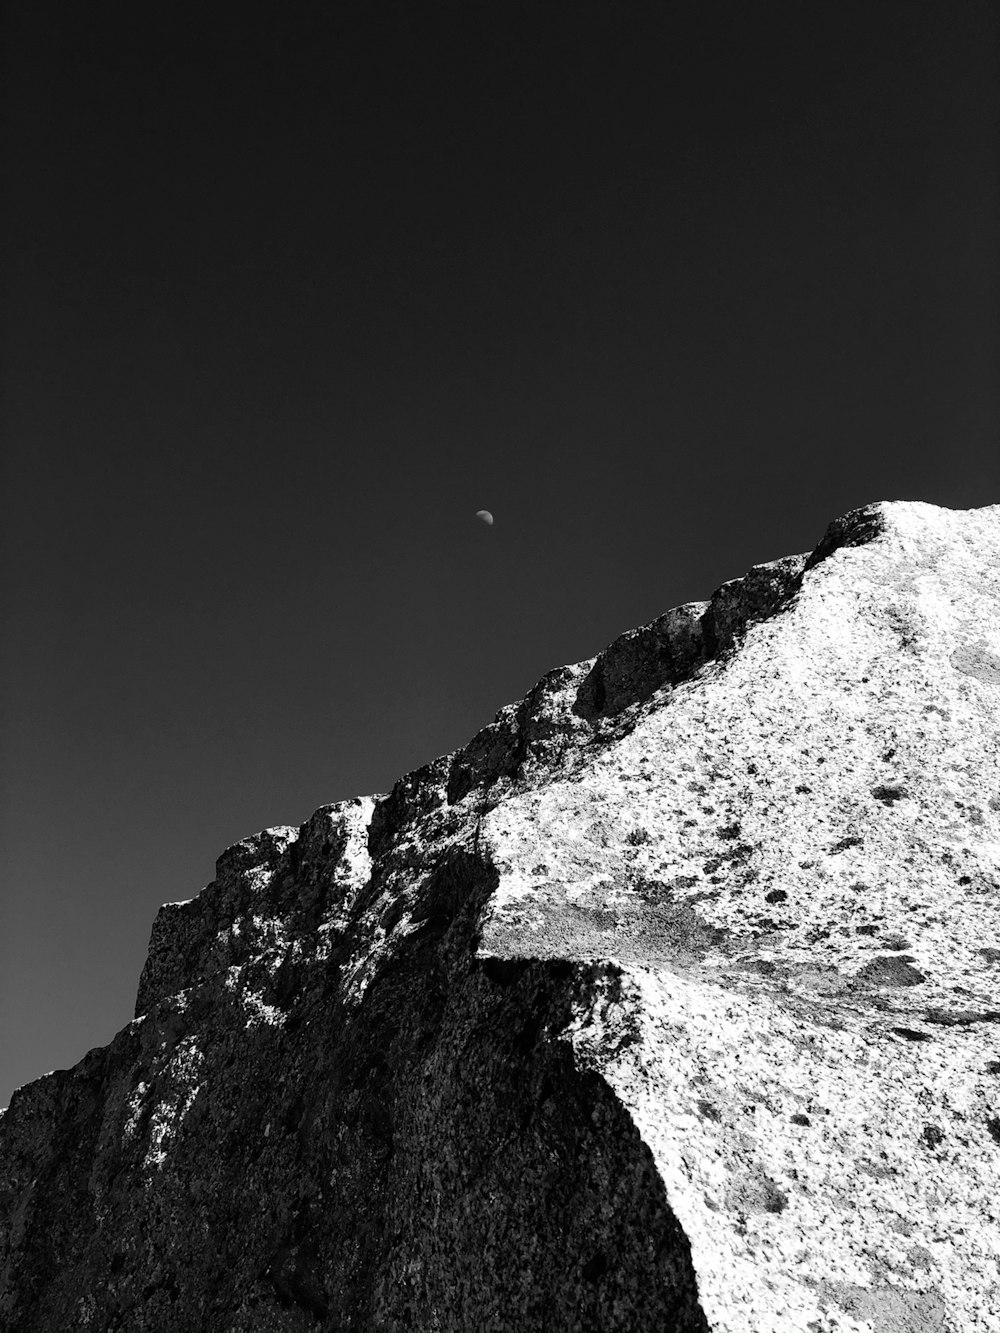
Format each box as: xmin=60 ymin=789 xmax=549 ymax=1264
xmin=2 ymin=499 xmax=999 ymax=1332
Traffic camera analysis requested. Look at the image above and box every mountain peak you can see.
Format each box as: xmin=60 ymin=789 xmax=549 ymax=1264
xmin=3 ymin=500 xmax=999 ymax=1332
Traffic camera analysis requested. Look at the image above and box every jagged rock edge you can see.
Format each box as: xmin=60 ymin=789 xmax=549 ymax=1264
xmin=136 ymin=502 xmax=889 ymax=1020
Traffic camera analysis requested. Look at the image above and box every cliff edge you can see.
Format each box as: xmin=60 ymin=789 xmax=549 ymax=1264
xmin=2 ymin=500 xmax=999 ymax=1332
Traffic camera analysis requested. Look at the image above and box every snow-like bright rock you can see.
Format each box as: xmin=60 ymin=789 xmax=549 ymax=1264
xmin=1 ymin=501 xmax=998 ymax=1332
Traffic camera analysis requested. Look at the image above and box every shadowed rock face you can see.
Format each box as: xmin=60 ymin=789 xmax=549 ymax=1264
xmin=2 ymin=500 xmax=1000 ymax=1332
xmin=0 ymin=842 xmax=708 ymax=1333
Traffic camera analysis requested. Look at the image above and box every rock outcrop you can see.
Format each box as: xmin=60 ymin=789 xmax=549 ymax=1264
xmin=2 ymin=500 xmax=1000 ymax=1332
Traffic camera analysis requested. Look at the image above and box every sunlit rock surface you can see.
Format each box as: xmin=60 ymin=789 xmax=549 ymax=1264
xmin=2 ymin=500 xmax=999 ymax=1332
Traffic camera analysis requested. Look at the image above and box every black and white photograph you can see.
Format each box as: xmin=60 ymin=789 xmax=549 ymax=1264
xmin=2 ymin=2 xmax=998 ymax=1328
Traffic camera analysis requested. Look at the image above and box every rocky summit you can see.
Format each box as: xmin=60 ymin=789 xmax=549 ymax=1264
xmin=3 ymin=500 xmax=1000 ymax=1333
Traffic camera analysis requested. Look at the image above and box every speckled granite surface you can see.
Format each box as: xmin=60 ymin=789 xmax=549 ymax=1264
xmin=2 ymin=500 xmax=998 ymax=1331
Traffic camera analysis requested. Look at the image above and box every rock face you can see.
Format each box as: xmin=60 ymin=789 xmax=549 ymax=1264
xmin=3 ymin=501 xmax=1000 ymax=1333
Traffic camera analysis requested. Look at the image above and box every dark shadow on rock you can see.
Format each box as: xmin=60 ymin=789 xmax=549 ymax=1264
xmin=0 ymin=854 xmax=710 ymax=1333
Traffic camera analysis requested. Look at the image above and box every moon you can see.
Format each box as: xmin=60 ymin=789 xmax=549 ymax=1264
xmin=475 ymin=509 xmax=494 ymax=526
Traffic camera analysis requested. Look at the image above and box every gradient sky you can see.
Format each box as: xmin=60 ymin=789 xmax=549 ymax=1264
xmin=2 ymin=1 xmax=998 ymax=1107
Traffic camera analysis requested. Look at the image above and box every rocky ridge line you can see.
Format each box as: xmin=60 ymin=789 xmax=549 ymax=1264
xmin=2 ymin=500 xmax=999 ymax=1333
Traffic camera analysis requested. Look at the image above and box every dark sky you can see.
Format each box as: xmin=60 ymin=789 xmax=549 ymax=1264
xmin=2 ymin=1 xmax=997 ymax=1106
